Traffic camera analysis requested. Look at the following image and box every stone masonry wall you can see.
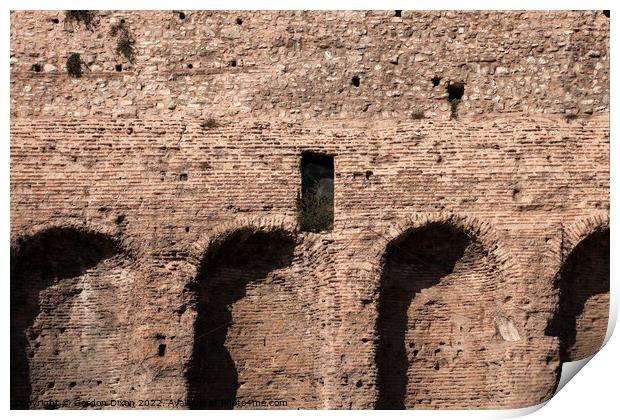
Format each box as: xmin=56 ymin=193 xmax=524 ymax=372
xmin=10 ymin=10 xmax=609 ymax=120
xmin=10 ymin=10 xmax=609 ymax=410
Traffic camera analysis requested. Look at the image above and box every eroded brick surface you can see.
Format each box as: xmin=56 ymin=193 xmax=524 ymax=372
xmin=10 ymin=10 xmax=609 ymax=410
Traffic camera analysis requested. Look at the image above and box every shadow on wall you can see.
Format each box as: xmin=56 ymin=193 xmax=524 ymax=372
xmin=186 ymin=229 xmax=295 ymax=410
xmin=375 ymin=223 xmax=471 ymax=409
xmin=546 ymin=228 xmax=610 ymax=362
xmin=10 ymin=228 xmax=119 ymax=409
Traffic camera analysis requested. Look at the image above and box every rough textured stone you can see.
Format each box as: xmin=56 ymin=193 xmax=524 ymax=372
xmin=10 ymin=10 xmax=609 ymax=410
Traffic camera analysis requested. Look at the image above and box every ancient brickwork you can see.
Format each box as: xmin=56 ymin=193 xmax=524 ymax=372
xmin=10 ymin=11 xmax=609 ymax=120
xmin=10 ymin=10 xmax=609 ymax=410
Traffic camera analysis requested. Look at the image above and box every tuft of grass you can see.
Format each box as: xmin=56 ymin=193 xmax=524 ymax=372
xmin=411 ymin=109 xmax=425 ymax=120
xmin=117 ymin=36 xmax=135 ymax=63
xmin=65 ymin=11 xmax=97 ymax=30
xmin=200 ymin=117 xmax=217 ymax=129
xmin=565 ymin=113 xmax=579 ymax=122
xmin=109 ymin=21 xmax=124 ymax=37
xmin=66 ymin=53 xmax=83 ymax=78
xmin=450 ymin=98 xmax=461 ymax=120
xmin=297 ymin=183 xmax=333 ymax=233
xmin=110 ymin=21 xmax=136 ymax=63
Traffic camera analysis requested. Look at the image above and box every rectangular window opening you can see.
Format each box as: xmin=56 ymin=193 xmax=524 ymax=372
xmin=299 ymin=153 xmax=334 ymax=232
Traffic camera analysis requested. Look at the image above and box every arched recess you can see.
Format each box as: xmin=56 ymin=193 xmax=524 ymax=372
xmin=374 ymin=218 xmax=508 ymax=409
xmin=10 ymin=226 xmax=134 ymax=409
xmin=186 ymin=226 xmax=319 ymax=409
xmin=545 ymin=225 xmax=610 ymax=361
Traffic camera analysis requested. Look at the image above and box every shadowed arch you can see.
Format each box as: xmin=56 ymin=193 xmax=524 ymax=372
xmin=376 ymin=222 xmax=472 ymax=409
xmin=546 ymin=227 xmax=610 ymax=361
xmin=186 ymin=228 xmax=296 ymax=409
xmin=10 ymin=227 xmax=122 ymax=409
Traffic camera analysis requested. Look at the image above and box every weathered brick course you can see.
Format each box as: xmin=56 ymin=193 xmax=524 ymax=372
xmin=10 ymin=10 xmax=609 ymax=410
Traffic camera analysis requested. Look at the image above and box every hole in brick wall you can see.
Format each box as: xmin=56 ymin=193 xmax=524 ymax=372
xmin=187 ymin=63 xmax=193 ymax=69
xmin=236 ymin=17 xmax=243 ymax=25
xmin=185 ymin=226 xmax=190 ymax=233
xmin=365 ymin=170 xmax=373 ymax=179
xmin=179 ymin=12 xmax=186 ymax=20
xmin=179 ymin=173 xmax=188 ymax=181
xmin=545 ymin=228 xmax=609 ymax=362
xmin=69 ymin=382 xmax=77 ymax=388
xmin=351 ymin=75 xmax=360 ymax=87
xmin=376 ymin=223 xmax=472 ymax=409
xmin=603 ymin=10 xmax=609 ymax=18
xmin=447 ymin=81 xmax=465 ymax=101
xmin=115 ymin=64 xmax=122 ymax=72
xmin=51 ymin=18 xmax=59 ymax=24
xmin=299 ymin=153 xmax=334 ymax=232
xmin=10 ymin=228 xmax=121 ymax=409
xmin=431 ymin=75 xmax=442 ymax=87
xmin=31 ymin=64 xmax=41 ymax=72
xmin=230 ymin=60 xmax=237 ymax=67
xmin=187 ymin=229 xmax=295 ymax=409
xmin=158 ymin=344 xmax=166 ymax=357
xmin=120 ymin=19 xmax=125 ymax=24
xmin=394 ymin=10 xmax=402 ymax=17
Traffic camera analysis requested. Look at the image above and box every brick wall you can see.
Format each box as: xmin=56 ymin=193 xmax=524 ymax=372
xmin=10 ymin=10 xmax=609 ymax=410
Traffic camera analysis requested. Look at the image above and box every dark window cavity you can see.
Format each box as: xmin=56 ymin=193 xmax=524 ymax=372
xmin=299 ymin=153 xmax=334 ymax=232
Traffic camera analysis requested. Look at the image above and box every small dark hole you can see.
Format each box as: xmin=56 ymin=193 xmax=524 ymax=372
xmin=447 ymin=81 xmax=465 ymax=101
xmin=179 ymin=12 xmax=186 ymax=20
xmin=31 ymin=63 xmax=41 ymax=72
xmin=51 ymin=18 xmax=59 ymax=24
xmin=431 ymin=75 xmax=442 ymax=86
xmin=120 ymin=19 xmax=125 ymax=24
xmin=603 ymin=10 xmax=609 ymax=18
xmin=187 ymin=63 xmax=193 ymax=69
xmin=356 ymin=380 xmax=363 ymax=388
xmin=230 ymin=60 xmax=237 ymax=67
xmin=394 ymin=10 xmax=402 ymax=17
xmin=115 ymin=64 xmax=122 ymax=72
xmin=236 ymin=17 xmax=243 ymax=25
xmin=158 ymin=344 xmax=166 ymax=357
xmin=365 ymin=170 xmax=373 ymax=179
xmin=179 ymin=173 xmax=188 ymax=181
xmin=185 ymin=226 xmax=190 ymax=233
xmin=351 ymin=75 xmax=360 ymax=87
xmin=69 ymin=382 xmax=77 ymax=388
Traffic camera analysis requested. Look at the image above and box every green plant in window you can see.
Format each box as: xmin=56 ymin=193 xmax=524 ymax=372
xmin=297 ymin=182 xmax=333 ymax=232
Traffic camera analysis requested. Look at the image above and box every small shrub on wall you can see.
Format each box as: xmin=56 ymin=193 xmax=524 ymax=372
xmin=297 ymin=183 xmax=334 ymax=233
xmin=66 ymin=53 xmax=83 ymax=78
